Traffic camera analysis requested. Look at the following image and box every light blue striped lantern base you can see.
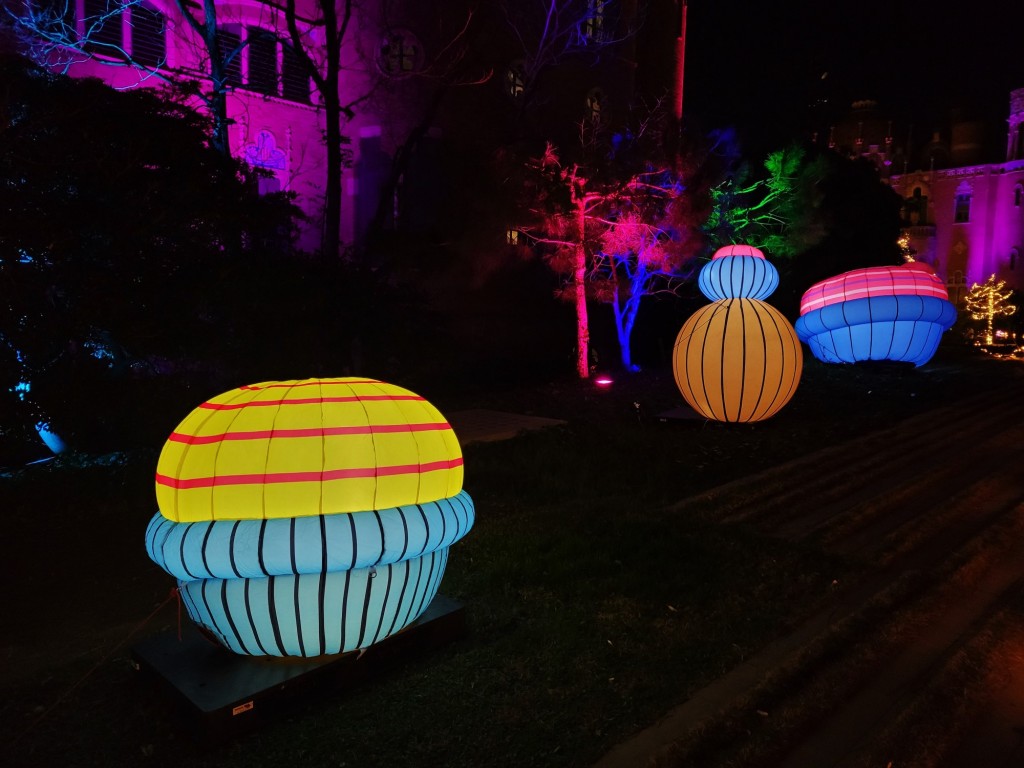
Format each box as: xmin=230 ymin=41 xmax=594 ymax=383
xmin=795 ymin=295 xmax=957 ymax=367
xmin=145 ymin=491 xmax=474 ymax=657
xmin=178 ymin=548 xmax=449 ymax=657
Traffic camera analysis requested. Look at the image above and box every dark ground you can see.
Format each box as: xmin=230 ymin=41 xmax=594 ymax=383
xmin=2 ymin=342 xmax=1022 ymax=767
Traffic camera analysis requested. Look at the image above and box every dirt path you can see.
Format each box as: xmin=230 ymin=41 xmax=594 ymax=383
xmin=595 ymin=381 xmax=1024 ymax=768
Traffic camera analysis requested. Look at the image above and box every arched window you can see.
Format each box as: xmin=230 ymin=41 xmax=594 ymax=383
xmin=953 ymin=181 xmax=973 ymax=224
xmin=954 ymin=194 xmax=971 ymax=222
xmin=378 ymin=29 xmax=421 ymax=75
xmin=1014 ymin=184 xmax=1022 ymax=207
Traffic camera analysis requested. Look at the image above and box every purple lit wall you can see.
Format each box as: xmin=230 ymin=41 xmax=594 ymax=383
xmin=889 ymin=88 xmax=1024 ymax=300
xmin=45 ymin=1 xmax=329 ymax=251
xmin=33 ymin=1 xmax=445 ymax=253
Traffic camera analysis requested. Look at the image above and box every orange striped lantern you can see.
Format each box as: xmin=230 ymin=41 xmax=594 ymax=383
xmin=673 ymin=246 xmax=802 ymax=423
xmin=144 ymin=378 xmax=474 ymax=657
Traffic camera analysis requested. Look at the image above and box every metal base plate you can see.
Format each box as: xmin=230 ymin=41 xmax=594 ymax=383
xmin=131 ymin=595 xmax=465 ymax=738
xmin=657 ymin=404 xmax=704 ymax=421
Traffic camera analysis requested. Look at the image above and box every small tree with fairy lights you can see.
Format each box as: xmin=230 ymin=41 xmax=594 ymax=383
xmin=964 ymin=275 xmax=1017 ymax=345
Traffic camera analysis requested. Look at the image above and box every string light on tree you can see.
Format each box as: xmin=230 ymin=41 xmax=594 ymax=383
xmin=964 ymin=274 xmax=1017 ymax=345
xmin=897 ymin=233 xmax=915 ymax=262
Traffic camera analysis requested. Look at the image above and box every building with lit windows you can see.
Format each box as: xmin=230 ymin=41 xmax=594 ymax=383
xmin=7 ymin=1 xmax=680 ymax=256
xmin=809 ymin=81 xmax=1023 ymax=304
xmin=888 ymin=88 xmax=1024 ymax=303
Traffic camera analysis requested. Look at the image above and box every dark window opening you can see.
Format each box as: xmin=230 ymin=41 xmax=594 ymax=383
xmin=248 ymin=29 xmax=278 ymax=96
xmin=954 ymin=193 xmax=971 ymax=223
xmin=130 ymin=3 xmax=165 ymax=68
xmin=582 ymin=0 xmax=606 ymax=42
xmin=217 ymin=27 xmax=243 ymax=88
xmin=586 ymin=87 xmax=605 ymax=123
xmin=35 ymin=0 xmax=75 ymax=31
xmin=82 ymin=0 xmax=124 ymax=55
xmin=280 ymin=43 xmax=309 ymax=103
xmin=506 ymin=63 xmax=525 ymax=101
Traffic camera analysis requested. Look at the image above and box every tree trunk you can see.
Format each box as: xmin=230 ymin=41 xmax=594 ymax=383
xmin=367 ymin=85 xmax=449 ymax=246
xmin=612 ymin=296 xmax=632 ymax=371
xmin=573 ymin=200 xmax=590 ymax=379
xmin=321 ymin=86 xmax=342 ymax=260
xmin=612 ymin=283 xmax=641 ymax=372
xmin=318 ymin=0 xmax=343 ymax=261
xmin=208 ymin=82 xmax=230 ymax=156
xmin=175 ymin=0 xmax=231 ymax=157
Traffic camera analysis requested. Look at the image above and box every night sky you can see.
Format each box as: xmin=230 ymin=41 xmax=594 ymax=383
xmin=677 ymin=0 xmax=1024 ymax=158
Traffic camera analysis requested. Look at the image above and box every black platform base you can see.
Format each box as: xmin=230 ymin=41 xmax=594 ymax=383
xmin=657 ymin=404 xmax=703 ymax=421
xmin=131 ymin=595 xmax=465 ymax=739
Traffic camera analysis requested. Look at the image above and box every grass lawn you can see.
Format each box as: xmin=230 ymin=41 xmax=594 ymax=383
xmin=2 ymin=344 xmax=1019 ymax=768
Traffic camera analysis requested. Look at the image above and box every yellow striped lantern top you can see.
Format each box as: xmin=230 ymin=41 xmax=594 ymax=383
xmin=155 ymin=378 xmax=464 ymax=522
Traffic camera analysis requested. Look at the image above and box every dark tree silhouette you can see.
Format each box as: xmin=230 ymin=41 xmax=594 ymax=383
xmin=778 ymin=150 xmax=903 ymax=313
xmin=0 ymin=54 xmax=298 ymax=456
xmin=5 ymin=0 xmax=245 ymax=155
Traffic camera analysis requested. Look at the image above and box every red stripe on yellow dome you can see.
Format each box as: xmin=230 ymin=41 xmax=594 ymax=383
xmin=155 ymin=378 xmax=464 ymax=521
xmin=168 ymin=421 xmax=451 ymax=445
xmin=155 ymin=457 xmax=463 ymax=490
xmin=239 ymin=379 xmax=385 ymax=390
xmin=199 ymin=394 xmax=424 ymax=409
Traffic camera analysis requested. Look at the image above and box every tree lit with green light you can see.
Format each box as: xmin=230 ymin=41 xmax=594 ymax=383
xmin=704 ymin=144 xmax=828 ymax=258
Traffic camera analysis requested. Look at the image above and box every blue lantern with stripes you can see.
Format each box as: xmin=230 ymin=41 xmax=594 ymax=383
xmin=143 ymin=378 xmax=475 ymax=657
xmin=795 ymin=263 xmax=957 ymax=366
xmin=697 ymin=244 xmax=780 ymax=301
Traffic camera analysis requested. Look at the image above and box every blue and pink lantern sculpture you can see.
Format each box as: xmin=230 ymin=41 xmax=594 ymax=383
xmin=673 ymin=244 xmax=803 ymax=423
xmin=144 ymin=378 xmax=474 ymax=657
xmin=794 ymin=262 xmax=957 ymax=367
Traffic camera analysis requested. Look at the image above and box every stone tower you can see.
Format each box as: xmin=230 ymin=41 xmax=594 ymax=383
xmin=1007 ymin=88 xmax=1024 ymax=161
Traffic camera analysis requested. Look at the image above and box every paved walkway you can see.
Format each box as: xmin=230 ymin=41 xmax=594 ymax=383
xmin=594 ymin=384 xmax=1024 ymax=768
xmin=445 ymin=409 xmax=567 ymax=445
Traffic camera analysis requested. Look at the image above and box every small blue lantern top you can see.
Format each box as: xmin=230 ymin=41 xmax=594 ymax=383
xmin=698 ymin=244 xmax=779 ymax=301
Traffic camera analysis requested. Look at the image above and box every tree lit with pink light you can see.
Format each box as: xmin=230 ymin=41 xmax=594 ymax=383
xmin=520 ymin=128 xmax=707 ymax=377
xmin=593 ymin=183 xmax=696 ymax=372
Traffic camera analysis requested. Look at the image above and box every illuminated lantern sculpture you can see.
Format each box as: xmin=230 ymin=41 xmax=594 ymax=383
xmin=144 ymin=378 xmax=474 ymax=657
xmin=673 ymin=244 xmax=803 ymax=422
xmin=794 ymin=262 xmax=957 ymax=367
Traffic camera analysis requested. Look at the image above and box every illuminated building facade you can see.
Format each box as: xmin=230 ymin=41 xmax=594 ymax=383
xmin=10 ymin=1 xmax=343 ymax=251
xmin=8 ymin=1 xmax=677 ymax=255
xmin=888 ymin=89 xmax=1024 ymax=303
